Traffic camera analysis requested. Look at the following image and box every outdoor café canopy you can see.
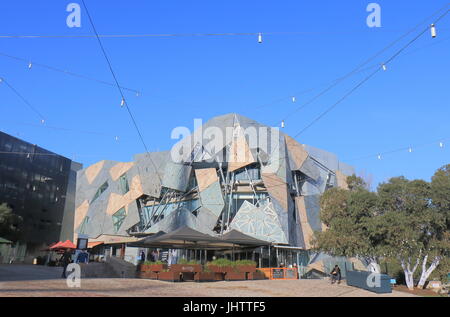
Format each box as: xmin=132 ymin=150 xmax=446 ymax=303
xmin=50 ymin=240 xmax=76 ymax=250
xmin=220 ymin=230 xmax=271 ymax=247
xmin=129 ymin=227 xmax=271 ymax=250
xmin=128 ymin=226 xmax=234 ymax=250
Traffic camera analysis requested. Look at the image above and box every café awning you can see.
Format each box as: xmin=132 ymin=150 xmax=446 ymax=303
xmin=50 ymin=240 xmax=76 ymax=250
xmin=220 ymin=230 xmax=272 ymax=247
xmin=128 ymin=226 xmax=234 ymax=249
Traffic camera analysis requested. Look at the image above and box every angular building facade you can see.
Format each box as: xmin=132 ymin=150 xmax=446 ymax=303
xmin=0 ymin=131 xmax=82 ymax=261
xmin=74 ymin=114 xmax=354 ymax=251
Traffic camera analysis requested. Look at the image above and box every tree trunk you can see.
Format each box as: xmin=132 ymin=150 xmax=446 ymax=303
xmin=365 ymin=258 xmax=381 ymax=273
xmin=400 ymin=258 xmax=419 ymax=290
xmin=417 ymin=255 xmax=440 ymax=289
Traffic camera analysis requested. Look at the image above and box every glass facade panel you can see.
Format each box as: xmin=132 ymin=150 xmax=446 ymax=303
xmin=119 ymin=174 xmax=129 ymax=195
xmin=91 ymin=181 xmax=109 ymax=203
xmin=112 ymin=208 xmax=126 ymax=233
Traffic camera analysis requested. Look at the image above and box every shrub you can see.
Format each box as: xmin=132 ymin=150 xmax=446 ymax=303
xmin=235 ymin=260 xmax=257 ymax=266
xmin=207 ymin=258 xmax=234 ymax=267
xmin=143 ymin=260 xmax=165 ymax=265
xmin=178 ymin=258 xmax=199 ymax=265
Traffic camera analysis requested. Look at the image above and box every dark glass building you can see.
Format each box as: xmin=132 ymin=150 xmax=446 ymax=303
xmin=0 ymin=131 xmax=81 ymax=260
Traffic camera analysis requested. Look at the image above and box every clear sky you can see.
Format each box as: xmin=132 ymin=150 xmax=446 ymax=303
xmin=0 ymin=0 xmax=449 ymax=189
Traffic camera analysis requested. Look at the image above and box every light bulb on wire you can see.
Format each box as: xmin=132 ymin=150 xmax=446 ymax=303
xmin=431 ymin=24 xmax=437 ymax=38
xmin=258 ymin=33 xmax=263 ymax=44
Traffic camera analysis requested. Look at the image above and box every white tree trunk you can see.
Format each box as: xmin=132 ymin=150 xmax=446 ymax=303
xmin=366 ymin=258 xmax=381 ymax=273
xmin=400 ymin=258 xmax=419 ymax=290
xmin=417 ymin=255 xmax=440 ymax=289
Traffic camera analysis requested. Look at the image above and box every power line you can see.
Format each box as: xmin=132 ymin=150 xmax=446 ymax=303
xmin=291 ymin=8 xmax=450 ymax=139
xmin=277 ymin=4 xmax=450 ymax=127
xmin=0 ymin=51 xmax=141 ymax=95
xmin=253 ymin=34 xmax=450 ymax=114
xmin=1 ymin=30 xmax=438 ymax=39
xmin=346 ymin=138 xmax=449 ymax=162
xmin=81 ymin=0 xmax=162 ymax=182
xmin=0 ymin=76 xmax=46 ymax=122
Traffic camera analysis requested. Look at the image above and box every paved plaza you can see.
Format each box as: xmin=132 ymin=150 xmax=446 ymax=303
xmin=0 ymin=264 xmax=415 ymax=297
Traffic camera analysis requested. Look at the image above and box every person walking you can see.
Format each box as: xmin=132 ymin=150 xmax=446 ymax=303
xmin=61 ymin=249 xmax=73 ymax=278
xmin=140 ymin=250 xmax=146 ymax=263
xmin=330 ymin=265 xmax=341 ymax=284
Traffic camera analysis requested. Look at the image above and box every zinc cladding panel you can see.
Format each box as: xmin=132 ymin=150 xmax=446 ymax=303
xmin=303 ymin=145 xmax=339 ymax=172
xmin=162 ymin=161 xmax=192 ymax=192
xmin=198 ymin=181 xmax=225 ymax=217
xmin=304 ymin=195 xmax=322 ymax=232
xmin=195 ymin=168 xmax=219 ymax=193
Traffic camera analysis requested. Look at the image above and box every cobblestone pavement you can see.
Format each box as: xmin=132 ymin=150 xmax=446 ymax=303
xmin=0 ymin=265 xmax=415 ymax=297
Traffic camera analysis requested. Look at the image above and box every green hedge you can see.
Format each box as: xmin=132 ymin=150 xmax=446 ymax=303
xmin=207 ymin=259 xmax=257 ymax=267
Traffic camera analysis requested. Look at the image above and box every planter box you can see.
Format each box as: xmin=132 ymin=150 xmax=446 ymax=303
xmin=194 ymin=272 xmax=216 ymax=282
xmin=207 ymin=265 xmax=235 ymax=273
xmin=158 ymin=271 xmax=181 ymax=282
xmin=225 ymin=272 xmax=246 ymax=281
xmin=248 ymin=271 xmax=266 ymax=280
xmin=206 ymin=265 xmax=224 ymax=273
xmin=170 ymin=264 xmax=202 ymax=273
xmin=140 ymin=264 xmax=167 ymax=272
xmin=139 ymin=271 xmax=158 ymax=279
xmin=181 ymin=272 xmax=195 ymax=281
xmin=235 ymin=265 xmax=257 ymax=273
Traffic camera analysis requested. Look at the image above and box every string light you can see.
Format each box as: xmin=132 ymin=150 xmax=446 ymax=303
xmin=41 ymin=119 xmax=45 ymax=124
xmin=439 ymin=141 xmax=444 ymax=148
xmin=292 ymin=96 xmax=296 ymax=103
xmin=258 ymin=33 xmax=263 ymax=43
xmin=377 ymin=154 xmax=382 ymax=160
xmin=431 ymin=24 xmax=437 ymax=38
xmin=382 ymin=64 xmax=387 ymax=71
xmin=408 ymin=147 xmax=413 ymax=153
xmin=28 ymin=61 xmax=32 ymax=69
xmin=120 ymin=98 xmax=125 ymax=107
xmin=281 ymin=120 xmax=285 ymax=128
xmin=115 ymin=136 xmax=119 ymax=141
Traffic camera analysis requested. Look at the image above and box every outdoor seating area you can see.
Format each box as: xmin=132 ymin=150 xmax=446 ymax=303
xmin=132 ymin=226 xmax=270 ymax=282
xmin=137 ymin=259 xmax=266 ymax=282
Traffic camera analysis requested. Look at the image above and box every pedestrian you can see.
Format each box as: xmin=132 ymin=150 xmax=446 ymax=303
xmin=330 ymin=265 xmax=341 ymax=284
xmin=76 ymin=249 xmax=89 ymax=263
xmin=140 ymin=250 xmax=146 ymax=263
xmin=151 ymin=250 xmax=158 ymax=262
xmin=60 ymin=249 xmax=73 ymax=278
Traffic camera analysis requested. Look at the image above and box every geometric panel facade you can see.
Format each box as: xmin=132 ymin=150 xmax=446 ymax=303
xmin=74 ymin=113 xmax=354 ymax=249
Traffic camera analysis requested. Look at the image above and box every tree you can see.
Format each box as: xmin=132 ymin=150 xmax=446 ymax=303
xmin=363 ymin=176 xmax=447 ymax=290
xmin=314 ymin=171 xmax=449 ymax=290
xmin=313 ymin=175 xmax=382 ymax=272
xmin=0 ymin=203 xmax=22 ymax=242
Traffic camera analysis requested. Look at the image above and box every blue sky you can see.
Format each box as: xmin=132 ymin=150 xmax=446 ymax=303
xmin=0 ymin=0 xmax=449 ymax=189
